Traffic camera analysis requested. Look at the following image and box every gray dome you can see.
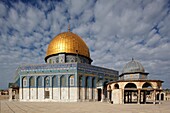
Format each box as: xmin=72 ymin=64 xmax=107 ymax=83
xmin=122 ymin=58 xmax=145 ymax=73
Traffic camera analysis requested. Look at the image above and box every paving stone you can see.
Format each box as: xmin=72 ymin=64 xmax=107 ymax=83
xmin=0 ymin=100 xmax=170 ymax=113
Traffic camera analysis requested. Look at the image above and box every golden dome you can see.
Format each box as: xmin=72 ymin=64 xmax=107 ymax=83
xmin=45 ymin=31 xmax=90 ymax=59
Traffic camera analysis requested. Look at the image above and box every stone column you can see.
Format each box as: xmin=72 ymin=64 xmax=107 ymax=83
xmin=89 ymin=77 xmax=92 ymax=100
xmin=42 ymin=76 xmax=45 ymax=99
xmin=122 ymin=89 xmax=124 ymax=104
xmin=15 ymin=89 xmax=19 ymax=100
xmin=143 ymin=91 xmax=146 ymax=104
xmin=127 ymin=92 xmax=129 ymax=103
xmin=101 ymin=88 xmax=105 ymax=102
xmin=137 ymin=89 xmax=141 ymax=104
xmin=107 ymin=90 xmax=110 ymax=102
xmin=35 ymin=76 xmax=37 ymax=99
xmin=159 ymin=92 xmax=161 ymax=104
xmin=153 ymin=89 xmax=156 ymax=104
xmin=83 ymin=88 xmax=85 ymax=101
xmin=50 ymin=76 xmax=53 ymax=100
xmin=8 ymin=88 xmax=12 ymax=101
xmin=130 ymin=92 xmax=132 ymax=102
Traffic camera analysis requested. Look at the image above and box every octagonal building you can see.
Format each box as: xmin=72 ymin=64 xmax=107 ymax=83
xmin=13 ymin=28 xmax=118 ymax=102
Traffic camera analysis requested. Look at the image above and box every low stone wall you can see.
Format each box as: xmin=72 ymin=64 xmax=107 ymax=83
xmin=0 ymin=95 xmax=9 ymax=100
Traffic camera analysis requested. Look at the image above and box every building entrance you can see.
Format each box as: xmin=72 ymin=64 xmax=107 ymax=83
xmin=124 ymin=90 xmax=138 ymax=103
xmin=97 ymin=89 xmax=101 ymax=101
xmin=45 ymin=91 xmax=49 ymax=99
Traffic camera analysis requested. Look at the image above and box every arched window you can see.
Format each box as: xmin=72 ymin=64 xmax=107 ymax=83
xmin=45 ymin=76 xmax=50 ymax=87
xmin=60 ymin=75 xmax=66 ymax=87
xmin=52 ymin=76 xmax=57 ymax=87
xmin=29 ymin=76 xmax=35 ymax=87
xmin=114 ymin=84 xmax=119 ymax=89
xmin=108 ymin=85 xmax=111 ymax=90
xmin=22 ymin=77 xmax=27 ymax=87
xmin=71 ymin=60 xmax=74 ymax=62
xmin=37 ymin=76 xmax=42 ymax=87
xmin=56 ymin=58 xmax=59 ymax=63
xmin=69 ymin=75 xmax=74 ymax=86
xmin=49 ymin=59 xmax=52 ymax=64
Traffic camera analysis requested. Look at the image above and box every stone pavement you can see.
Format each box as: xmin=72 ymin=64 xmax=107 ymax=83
xmin=0 ymin=100 xmax=169 ymax=113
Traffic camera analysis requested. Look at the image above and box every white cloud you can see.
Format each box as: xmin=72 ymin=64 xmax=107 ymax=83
xmin=0 ymin=2 xmax=7 ymax=17
xmin=146 ymin=34 xmax=161 ymax=47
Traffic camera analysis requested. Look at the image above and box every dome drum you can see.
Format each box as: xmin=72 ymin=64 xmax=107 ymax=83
xmin=45 ymin=53 xmax=92 ymax=64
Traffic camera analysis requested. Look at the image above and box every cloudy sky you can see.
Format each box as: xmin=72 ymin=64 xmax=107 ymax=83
xmin=0 ymin=0 xmax=170 ymax=89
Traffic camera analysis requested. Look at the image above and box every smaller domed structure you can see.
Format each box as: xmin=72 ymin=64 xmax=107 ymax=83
xmin=119 ymin=58 xmax=148 ymax=80
xmin=108 ymin=58 xmax=164 ymax=105
xmin=122 ymin=58 xmax=145 ymax=74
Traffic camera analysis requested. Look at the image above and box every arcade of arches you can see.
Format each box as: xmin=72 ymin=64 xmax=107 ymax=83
xmin=107 ymin=80 xmax=164 ymax=104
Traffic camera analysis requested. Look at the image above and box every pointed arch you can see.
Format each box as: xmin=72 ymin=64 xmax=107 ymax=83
xmin=52 ymin=76 xmax=57 ymax=99
xmin=44 ymin=76 xmax=50 ymax=87
xmin=79 ymin=75 xmax=83 ymax=99
xmin=60 ymin=75 xmax=66 ymax=87
xmin=124 ymin=83 xmax=137 ymax=104
xmin=37 ymin=76 xmax=42 ymax=87
xmin=60 ymin=75 xmax=67 ymax=100
xmin=92 ymin=77 xmax=96 ymax=100
xmin=52 ymin=76 xmax=57 ymax=87
xmin=68 ymin=75 xmax=74 ymax=99
xmin=85 ymin=76 xmax=90 ymax=99
xmin=69 ymin=75 xmax=74 ymax=87
xmin=125 ymin=83 xmax=137 ymax=89
xmin=29 ymin=76 xmax=35 ymax=100
xmin=36 ymin=76 xmax=42 ymax=99
xmin=22 ymin=76 xmax=27 ymax=87
xmin=142 ymin=82 xmax=153 ymax=88
xmin=29 ymin=76 xmax=35 ymax=87
xmin=114 ymin=84 xmax=119 ymax=89
xmin=79 ymin=76 xmax=83 ymax=87
xmin=22 ymin=76 xmax=27 ymax=99
xmin=161 ymin=93 xmax=164 ymax=100
xmin=44 ymin=76 xmax=50 ymax=99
